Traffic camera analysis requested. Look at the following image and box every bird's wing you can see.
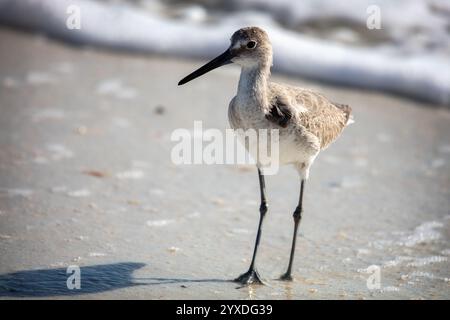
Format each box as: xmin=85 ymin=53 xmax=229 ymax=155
xmin=268 ymin=83 xmax=352 ymax=150
xmin=295 ymin=89 xmax=351 ymax=149
xmin=265 ymin=95 xmax=293 ymax=128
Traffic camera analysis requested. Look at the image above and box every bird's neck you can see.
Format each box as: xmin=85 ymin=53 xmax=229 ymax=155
xmin=237 ymin=63 xmax=271 ymax=111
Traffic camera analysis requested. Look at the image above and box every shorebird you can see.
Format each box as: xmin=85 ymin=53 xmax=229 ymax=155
xmin=178 ymin=27 xmax=353 ymax=285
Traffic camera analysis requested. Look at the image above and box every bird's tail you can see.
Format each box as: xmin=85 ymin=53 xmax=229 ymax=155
xmin=334 ymin=103 xmax=354 ymax=126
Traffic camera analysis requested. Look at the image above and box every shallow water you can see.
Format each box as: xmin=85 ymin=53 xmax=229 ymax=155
xmin=0 ymin=29 xmax=449 ymax=299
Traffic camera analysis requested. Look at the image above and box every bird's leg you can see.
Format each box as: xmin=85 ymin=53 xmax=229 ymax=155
xmin=280 ymin=179 xmax=305 ymax=281
xmin=234 ymin=168 xmax=268 ymax=285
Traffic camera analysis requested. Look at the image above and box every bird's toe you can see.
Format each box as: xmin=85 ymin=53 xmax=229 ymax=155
xmin=234 ymin=268 xmax=264 ymax=285
xmin=279 ymin=273 xmax=293 ymax=281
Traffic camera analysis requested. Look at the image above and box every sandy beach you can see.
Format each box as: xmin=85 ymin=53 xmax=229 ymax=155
xmin=0 ymin=28 xmax=449 ymax=299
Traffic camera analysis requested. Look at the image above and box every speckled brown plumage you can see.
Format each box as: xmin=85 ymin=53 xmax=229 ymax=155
xmin=266 ymin=84 xmax=352 ymax=150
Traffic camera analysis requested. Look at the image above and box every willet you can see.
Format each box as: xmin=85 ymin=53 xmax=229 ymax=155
xmin=178 ymin=27 xmax=353 ymax=285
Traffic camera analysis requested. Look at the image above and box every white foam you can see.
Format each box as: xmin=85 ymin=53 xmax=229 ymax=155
xmin=89 ymin=252 xmax=107 ymax=257
xmin=409 ymin=271 xmax=450 ymax=283
xmin=406 ymin=256 xmax=447 ymax=267
xmin=398 ymin=221 xmax=443 ymax=247
xmin=1 ymin=0 xmax=449 ymax=104
xmin=383 ymin=256 xmax=413 ymax=268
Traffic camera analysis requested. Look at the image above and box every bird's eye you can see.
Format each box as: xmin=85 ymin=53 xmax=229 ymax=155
xmin=247 ymin=41 xmax=257 ymax=49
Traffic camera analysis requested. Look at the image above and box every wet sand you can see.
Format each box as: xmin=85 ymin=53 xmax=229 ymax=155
xmin=0 ymin=28 xmax=449 ymax=299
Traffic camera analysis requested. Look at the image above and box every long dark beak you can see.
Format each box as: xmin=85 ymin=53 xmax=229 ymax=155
xmin=178 ymin=49 xmax=234 ymax=85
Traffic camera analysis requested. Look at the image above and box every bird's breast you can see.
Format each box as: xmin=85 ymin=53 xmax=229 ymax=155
xmin=229 ymin=99 xmax=268 ymax=131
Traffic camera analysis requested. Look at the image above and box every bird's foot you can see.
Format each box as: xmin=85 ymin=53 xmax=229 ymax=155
xmin=279 ymin=272 xmax=293 ymax=281
xmin=234 ymin=268 xmax=264 ymax=285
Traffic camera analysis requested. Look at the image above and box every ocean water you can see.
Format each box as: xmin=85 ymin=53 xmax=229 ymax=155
xmin=0 ymin=0 xmax=449 ymax=104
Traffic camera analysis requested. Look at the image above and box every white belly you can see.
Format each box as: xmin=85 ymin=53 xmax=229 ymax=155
xmin=228 ymin=99 xmax=320 ymax=171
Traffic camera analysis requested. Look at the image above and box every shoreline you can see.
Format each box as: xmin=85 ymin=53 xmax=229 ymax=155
xmin=0 ymin=28 xmax=449 ymax=299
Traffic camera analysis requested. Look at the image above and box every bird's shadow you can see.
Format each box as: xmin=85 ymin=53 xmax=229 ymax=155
xmin=0 ymin=262 xmax=231 ymax=298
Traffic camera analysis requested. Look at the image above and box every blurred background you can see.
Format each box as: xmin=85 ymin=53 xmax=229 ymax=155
xmin=1 ymin=0 xmax=450 ymax=104
xmin=0 ymin=0 xmax=449 ymax=299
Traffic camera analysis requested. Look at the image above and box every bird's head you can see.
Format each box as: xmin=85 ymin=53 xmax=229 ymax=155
xmin=178 ymin=27 xmax=272 ymax=86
